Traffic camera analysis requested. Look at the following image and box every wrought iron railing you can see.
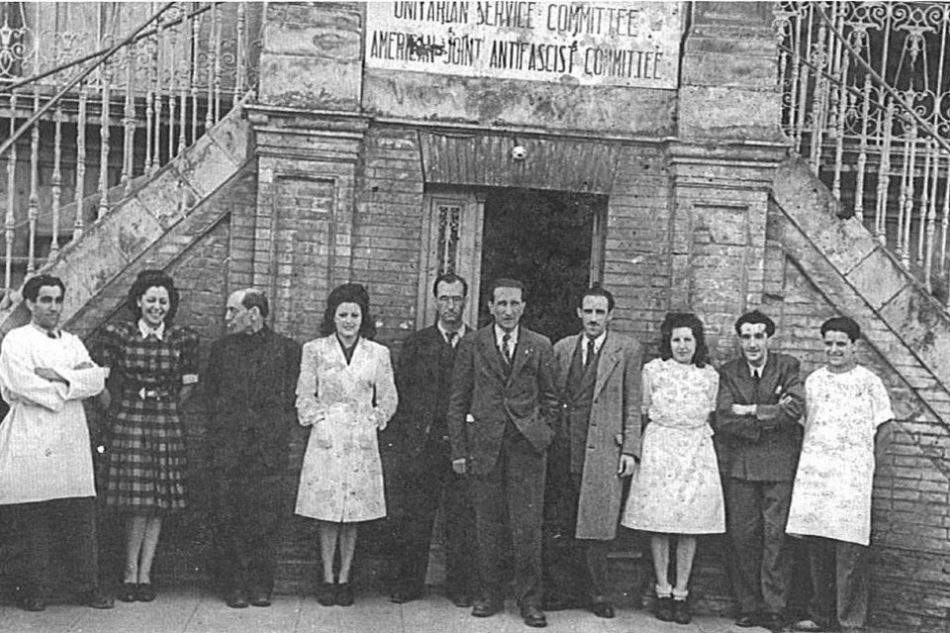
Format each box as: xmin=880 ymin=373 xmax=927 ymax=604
xmin=0 ymin=2 xmax=262 ymax=292
xmin=774 ymin=1 xmax=950 ymax=306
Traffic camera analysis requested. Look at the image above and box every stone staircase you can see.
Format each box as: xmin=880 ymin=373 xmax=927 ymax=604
xmin=0 ymin=105 xmax=253 ymax=340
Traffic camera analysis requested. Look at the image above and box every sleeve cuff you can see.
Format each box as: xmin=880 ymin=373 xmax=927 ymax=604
xmin=181 ymin=374 xmax=199 ymax=386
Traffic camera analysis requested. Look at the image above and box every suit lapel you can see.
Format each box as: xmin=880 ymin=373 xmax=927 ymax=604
xmin=593 ymin=334 xmax=621 ymax=399
xmin=477 ymin=328 xmax=507 ymax=382
xmin=509 ymin=333 xmax=530 ymax=385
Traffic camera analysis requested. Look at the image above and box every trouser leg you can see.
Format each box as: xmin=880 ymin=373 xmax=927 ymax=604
xmin=584 ymin=539 xmax=611 ymax=602
xmin=506 ymin=430 xmax=546 ymax=608
xmin=761 ymin=481 xmax=793 ymax=615
xmin=57 ymin=497 xmax=100 ymax=592
xmin=806 ymin=537 xmax=836 ymax=626
xmin=13 ymin=501 xmax=53 ymax=597
xmin=394 ymin=450 xmax=441 ymax=591
xmin=541 ymin=451 xmax=583 ymax=603
xmin=470 ymin=450 xmax=507 ymax=601
xmin=245 ymin=473 xmax=283 ymax=595
xmin=724 ymin=477 xmax=763 ymax=615
xmin=835 ymin=540 xmax=870 ymax=629
xmin=443 ymin=456 xmax=477 ymax=596
xmin=214 ymin=470 xmax=247 ymax=592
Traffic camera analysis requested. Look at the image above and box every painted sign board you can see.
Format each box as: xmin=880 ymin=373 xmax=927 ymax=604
xmin=364 ymin=1 xmax=683 ymax=89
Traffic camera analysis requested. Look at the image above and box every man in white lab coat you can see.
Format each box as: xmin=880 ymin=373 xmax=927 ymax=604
xmin=0 ymin=274 xmax=113 ymax=611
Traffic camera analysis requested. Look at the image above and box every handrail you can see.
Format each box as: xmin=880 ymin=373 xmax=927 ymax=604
xmin=0 ymin=3 xmax=213 ymax=95
xmin=0 ymin=3 xmax=175 ymax=161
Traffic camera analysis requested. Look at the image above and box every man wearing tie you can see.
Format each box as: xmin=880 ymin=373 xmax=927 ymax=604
xmin=715 ymin=310 xmax=805 ymax=632
xmin=386 ymin=273 xmax=476 ymax=606
xmin=448 ymin=278 xmax=559 ymax=628
xmin=543 ymin=285 xmax=641 ymax=619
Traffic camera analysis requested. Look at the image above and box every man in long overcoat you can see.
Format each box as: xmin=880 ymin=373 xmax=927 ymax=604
xmin=205 ymin=288 xmax=301 ymax=608
xmin=543 ymin=285 xmax=641 ymax=619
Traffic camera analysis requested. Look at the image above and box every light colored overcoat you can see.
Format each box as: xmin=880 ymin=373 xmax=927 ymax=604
xmin=553 ymin=331 xmax=642 ymax=540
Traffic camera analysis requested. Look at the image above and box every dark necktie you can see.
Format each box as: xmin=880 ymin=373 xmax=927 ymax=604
xmin=502 ymin=333 xmax=512 ymax=364
xmin=445 ymin=331 xmax=457 ymax=348
xmin=585 ymin=337 xmax=596 ymax=368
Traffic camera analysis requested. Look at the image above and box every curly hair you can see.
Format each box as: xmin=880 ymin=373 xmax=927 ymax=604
xmin=320 ymin=282 xmax=377 ymax=340
xmin=658 ymin=311 xmax=710 ymax=368
xmin=128 ymin=269 xmax=179 ymax=323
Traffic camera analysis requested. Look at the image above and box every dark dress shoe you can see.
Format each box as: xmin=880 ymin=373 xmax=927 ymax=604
xmin=471 ymin=597 xmax=504 ymax=617
xmin=316 ymin=582 xmax=336 ymax=607
xmin=447 ymin=592 xmax=472 ymax=608
xmin=764 ymin=613 xmax=789 ymax=632
xmin=136 ymin=583 xmax=156 ymax=602
xmin=18 ymin=595 xmax=46 ymax=612
xmin=590 ymin=601 xmax=615 ymax=619
xmin=673 ymin=599 xmax=692 ymax=625
xmin=117 ymin=583 xmax=138 ymax=603
xmin=390 ymin=587 xmax=425 ymax=604
xmin=226 ymin=589 xmax=249 ymax=608
xmin=83 ymin=588 xmax=115 ymax=609
xmin=248 ymin=590 xmax=272 ymax=607
xmin=336 ymin=583 xmax=354 ymax=607
xmin=654 ymin=596 xmax=674 ymax=622
xmin=520 ymin=604 xmax=548 ymax=628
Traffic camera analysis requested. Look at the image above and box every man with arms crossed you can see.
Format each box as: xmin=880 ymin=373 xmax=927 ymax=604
xmin=0 ymin=275 xmax=113 ymax=611
xmin=448 ymin=278 xmax=558 ymax=628
xmin=715 ymin=310 xmax=804 ymax=632
xmin=543 ymin=285 xmax=641 ymax=619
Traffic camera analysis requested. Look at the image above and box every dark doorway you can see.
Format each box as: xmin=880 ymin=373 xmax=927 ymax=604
xmin=478 ymin=188 xmax=607 ymax=343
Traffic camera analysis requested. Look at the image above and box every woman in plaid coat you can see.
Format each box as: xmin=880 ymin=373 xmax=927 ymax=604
xmin=91 ymin=270 xmax=199 ymax=603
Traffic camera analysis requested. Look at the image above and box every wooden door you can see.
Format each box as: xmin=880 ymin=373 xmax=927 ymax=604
xmin=416 ymin=191 xmax=484 ymax=330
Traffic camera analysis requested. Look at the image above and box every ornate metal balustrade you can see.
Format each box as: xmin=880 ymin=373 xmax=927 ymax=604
xmin=774 ymin=1 xmax=950 ymax=305
xmin=0 ymin=2 xmax=262 ymax=292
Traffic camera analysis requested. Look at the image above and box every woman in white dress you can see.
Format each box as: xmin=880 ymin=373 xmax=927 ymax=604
xmin=295 ymin=283 xmax=398 ymax=607
xmin=621 ymin=312 xmax=724 ymax=625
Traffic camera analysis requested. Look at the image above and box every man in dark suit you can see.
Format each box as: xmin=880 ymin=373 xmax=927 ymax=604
xmin=715 ymin=310 xmax=804 ymax=632
xmin=205 ymin=289 xmax=301 ymax=609
xmin=448 ymin=278 xmax=559 ymax=628
xmin=386 ymin=273 xmax=476 ymax=606
xmin=543 ymin=285 xmax=641 ymax=619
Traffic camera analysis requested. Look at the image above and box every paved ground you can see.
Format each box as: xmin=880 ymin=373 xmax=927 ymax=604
xmin=0 ymin=585 xmax=765 ymax=633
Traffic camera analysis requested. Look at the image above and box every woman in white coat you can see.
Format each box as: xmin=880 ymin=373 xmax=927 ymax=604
xmin=295 ymin=283 xmax=397 ymax=607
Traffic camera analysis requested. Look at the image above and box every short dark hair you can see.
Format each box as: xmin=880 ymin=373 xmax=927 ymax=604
xmin=734 ymin=310 xmax=775 ymax=337
xmin=487 ymin=277 xmax=525 ymax=302
xmin=128 ymin=269 xmax=179 ymax=323
xmin=321 ymin=282 xmax=377 ymax=340
xmin=578 ymin=284 xmax=615 ymax=312
xmin=432 ymin=273 xmax=468 ymax=299
xmin=821 ymin=316 xmax=861 ymax=342
xmin=23 ymin=274 xmax=65 ymax=302
xmin=241 ymin=289 xmax=269 ymax=318
xmin=658 ymin=312 xmax=710 ymax=368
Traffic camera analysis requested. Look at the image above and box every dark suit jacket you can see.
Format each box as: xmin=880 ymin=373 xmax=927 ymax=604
xmin=385 ymin=324 xmax=459 ymax=458
xmin=714 ymin=351 xmax=804 ymax=481
xmin=205 ymin=327 xmax=301 ymax=471
xmin=447 ymin=325 xmax=559 ymax=476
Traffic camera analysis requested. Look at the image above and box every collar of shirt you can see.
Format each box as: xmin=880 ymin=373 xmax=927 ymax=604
xmin=747 ymin=362 xmax=765 ymax=380
xmin=30 ymin=322 xmax=61 ymax=339
xmin=582 ymin=331 xmax=607 ymax=364
xmin=138 ymin=319 xmax=165 ymax=341
xmin=494 ymin=324 xmax=519 ymax=352
xmin=437 ymin=322 xmax=466 ymax=345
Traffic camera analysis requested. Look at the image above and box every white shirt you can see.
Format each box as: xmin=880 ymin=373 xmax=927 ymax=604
xmin=437 ymin=323 xmax=466 ymax=348
xmin=581 ymin=331 xmax=607 ymax=366
xmin=138 ymin=319 xmax=165 ymax=340
xmin=494 ymin=324 xmax=519 ymax=359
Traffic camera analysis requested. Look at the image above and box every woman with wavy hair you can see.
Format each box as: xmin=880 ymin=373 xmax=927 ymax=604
xmin=621 ymin=312 xmax=724 ymax=625
xmin=294 ymin=282 xmax=397 ymax=607
xmin=92 ymin=269 xmax=199 ymax=603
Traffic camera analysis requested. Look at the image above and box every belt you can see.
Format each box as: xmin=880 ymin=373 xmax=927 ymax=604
xmin=135 ymin=387 xmax=175 ymax=401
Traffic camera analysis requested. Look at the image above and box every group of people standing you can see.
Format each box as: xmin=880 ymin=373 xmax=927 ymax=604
xmin=0 ymin=269 xmax=892 ymax=633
